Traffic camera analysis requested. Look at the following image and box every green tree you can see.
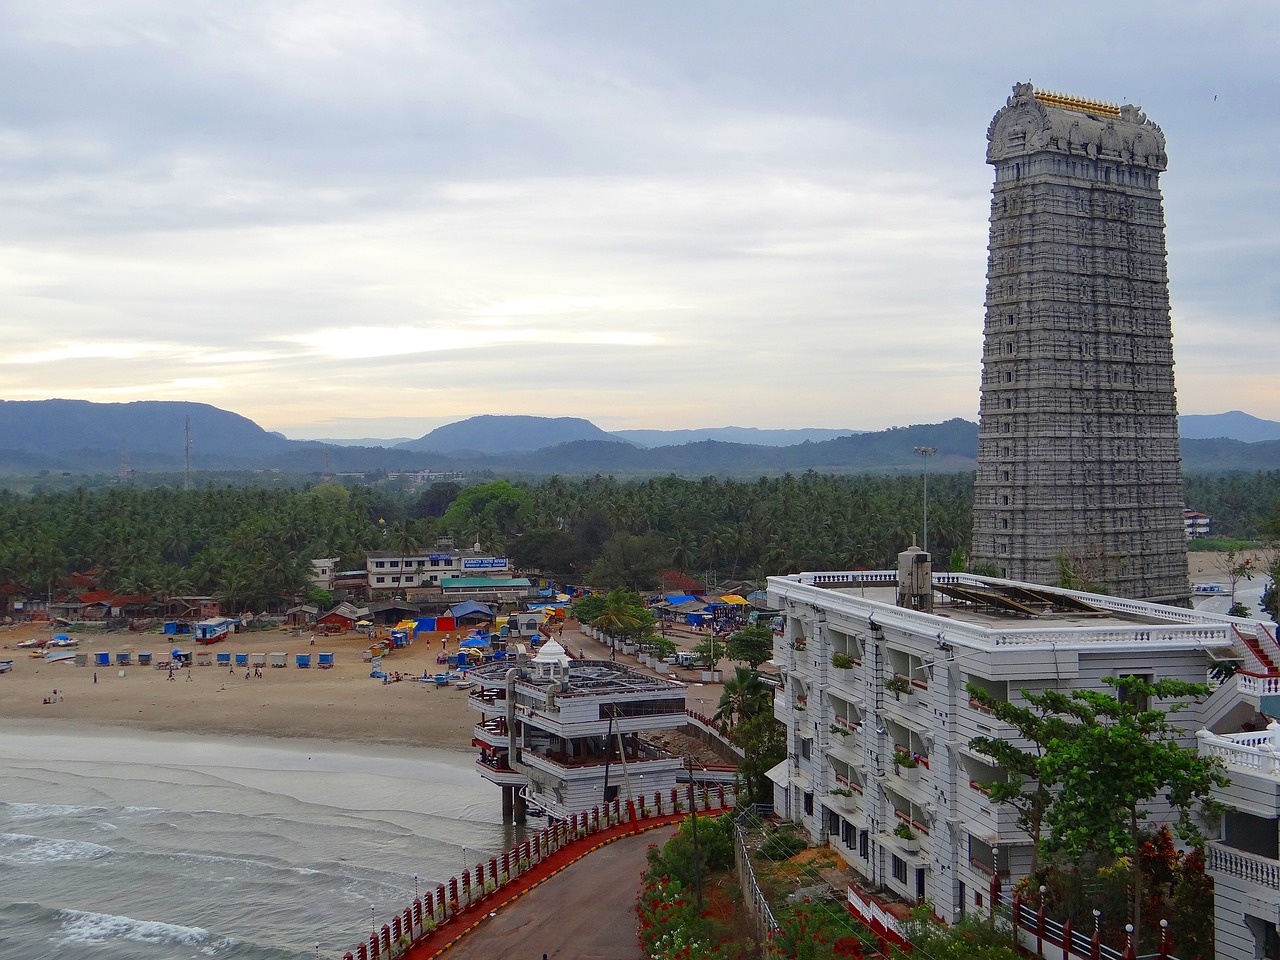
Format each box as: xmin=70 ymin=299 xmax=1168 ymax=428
xmin=725 ymin=625 xmax=775 ymax=670
xmin=730 ymin=711 xmax=785 ymax=807
xmin=966 ymin=682 xmax=1073 ymax=878
xmin=715 ymin=666 xmax=771 ymax=734
xmin=1042 ymin=676 xmax=1229 ymax=945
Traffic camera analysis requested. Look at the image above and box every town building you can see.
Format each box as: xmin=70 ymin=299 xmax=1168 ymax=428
xmin=971 ymin=83 xmax=1188 ymax=602
xmin=1184 ymin=510 xmax=1213 ymax=539
xmin=467 ymin=641 xmax=692 ymax=822
xmin=365 ymin=540 xmax=510 ymax=594
xmin=767 ymin=548 xmax=1280 ymax=960
xmin=310 ymin=557 xmax=340 ymax=591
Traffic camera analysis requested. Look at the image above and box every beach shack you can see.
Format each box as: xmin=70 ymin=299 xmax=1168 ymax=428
xmin=250 ymin=653 xmax=266 ymax=668
xmin=216 ymin=652 xmax=231 ymax=667
xmin=138 ymin=652 xmax=153 ymax=666
xmin=196 ymin=651 xmax=212 ymax=667
xmin=295 ymin=653 xmax=311 ymax=668
xmin=269 ymin=652 xmax=287 ymax=668
xmin=194 ymin=617 xmax=236 ymax=645
xmin=94 ymin=652 xmax=110 ymax=667
xmin=235 ymin=653 xmax=249 ymax=667
xmin=317 ymin=652 xmax=334 ymax=669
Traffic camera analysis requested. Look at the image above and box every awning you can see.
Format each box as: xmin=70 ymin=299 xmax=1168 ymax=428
xmin=719 ymin=595 xmax=750 ymax=605
xmin=765 ymin=759 xmax=791 ymax=787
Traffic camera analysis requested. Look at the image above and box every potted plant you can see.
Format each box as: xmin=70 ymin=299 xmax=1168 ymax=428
xmin=885 ymin=675 xmax=912 ymax=699
xmin=830 ymin=723 xmax=850 ymax=737
xmin=831 ymin=652 xmax=854 ymax=670
xmin=893 ymin=820 xmax=919 ymax=852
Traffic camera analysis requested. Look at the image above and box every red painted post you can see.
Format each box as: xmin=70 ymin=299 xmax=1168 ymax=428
xmin=370 ymin=933 xmax=380 ymax=960
xmin=448 ymin=876 xmax=458 ymax=908
xmin=489 ymin=857 xmax=498 ymax=885
xmin=437 ymin=884 xmax=447 ymax=918
xmin=592 ymin=805 xmax=600 ymax=830
xmin=672 ymin=787 xmax=679 ymax=810
xmin=1062 ymin=917 xmax=1074 ymax=955
xmin=356 ymin=944 xmax=368 ymax=960
xmin=403 ymin=907 xmax=412 ymax=936
xmin=1090 ymin=913 xmax=1102 ymax=960
xmin=1159 ymin=919 xmax=1172 ymax=960
xmin=1036 ymin=896 xmax=1046 ymax=956
xmin=461 ymin=867 xmax=471 ymax=903
xmin=627 ymin=799 xmax=638 ymax=822
xmin=501 ymin=850 xmax=510 ymax=877
xmin=380 ymin=924 xmax=391 ymax=955
xmin=345 ymin=953 xmax=355 ymax=960
xmin=717 ymin=784 xmax=725 ymax=807
xmin=391 ymin=915 xmax=401 ymax=943
xmin=1123 ymin=924 xmax=1136 ymax=960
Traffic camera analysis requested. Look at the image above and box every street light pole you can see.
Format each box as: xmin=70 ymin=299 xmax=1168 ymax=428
xmin=913 ymin=447 xmax=938 ymax=554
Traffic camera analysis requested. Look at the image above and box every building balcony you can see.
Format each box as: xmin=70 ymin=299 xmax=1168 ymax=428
xmin=1209 ymin=842 xmax=1280 ymax=894
xmin=1199 ymin=728 xmax=1280 ymax=779
xmin=475 ymin=755 xmax=527 ymax=787
xmin=468 ymin=690 xmax=507 ymax=713
xmin=473 ymin=717 xmax=509 ymax=749
xmin=520 ymin=748 xmax=682 ymax=783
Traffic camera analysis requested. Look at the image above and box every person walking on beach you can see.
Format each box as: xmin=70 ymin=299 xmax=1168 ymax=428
xmin=186 ymin=668 xmax=193 ymax=682
xmin=168 ymin=665 xmax=175 ymax=681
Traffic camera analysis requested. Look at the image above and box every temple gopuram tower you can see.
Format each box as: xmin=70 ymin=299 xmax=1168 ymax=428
xmin=971 ymin=82 xmax=1188 ymax=602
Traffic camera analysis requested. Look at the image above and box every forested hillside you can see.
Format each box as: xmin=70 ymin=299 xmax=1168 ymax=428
xmin=1 ymin=471 xmax=1277 ymax=615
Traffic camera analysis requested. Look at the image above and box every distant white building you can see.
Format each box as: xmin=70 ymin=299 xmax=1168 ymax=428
xmin=467 ymin=641 xmax=697 ymax=822
xmin=1184 ymin=510 xmax=1213 ymax=539
xmin=365 ymin=540 xmax=509 ymax=593
xmin=310 ymin=557 xmax=340 ymax=591
xmin=768 ymin=548 xmax=1280 ymax=960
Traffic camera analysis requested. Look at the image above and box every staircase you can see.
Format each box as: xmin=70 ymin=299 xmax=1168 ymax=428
xmin=1233 ymin=625 xmax=1278 ymax=674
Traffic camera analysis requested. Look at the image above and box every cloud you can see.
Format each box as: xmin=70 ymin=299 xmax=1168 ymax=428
xmin=0 ymin=0 xmax=1274 ymax=435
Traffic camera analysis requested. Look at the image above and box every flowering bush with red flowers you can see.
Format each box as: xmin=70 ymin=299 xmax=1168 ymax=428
xmin=635 ymin=874 xmax=733 ymax=960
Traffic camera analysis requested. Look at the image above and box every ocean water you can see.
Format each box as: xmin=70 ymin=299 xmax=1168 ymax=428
xmin=0 ymin=724 xmax=520 ymax=960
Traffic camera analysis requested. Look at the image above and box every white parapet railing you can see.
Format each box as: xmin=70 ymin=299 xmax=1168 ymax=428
xmin=1198 ymin=727 xmax=1280 ymax=777
xmin=1236 ymin=673 xmax=1280 ymax=697
xmin=1209 ymin=841 xmax=1280 ymax=891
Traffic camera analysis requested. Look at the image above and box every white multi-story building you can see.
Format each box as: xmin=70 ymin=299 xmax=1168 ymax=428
xmin=768 ymin=547 xmax=1280 ymax=960
xmin=365 ymin=542 xmax=509 ymax=593
xmin=467 ymin=641 xmax=691 ymax=822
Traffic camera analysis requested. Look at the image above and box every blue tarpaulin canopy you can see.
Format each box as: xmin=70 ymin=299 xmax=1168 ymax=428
xmin=446 ymin=600 xmax=495 ymax=619
xmin=459 ymin=637 xmax=490 ymax=648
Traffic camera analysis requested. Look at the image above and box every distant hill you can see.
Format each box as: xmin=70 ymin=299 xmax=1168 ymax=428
xmin=395 ymin=415 xmax=626 ymax=454
xmin=3 ymin=401 xmax=1280 ymax=478
xmin=0 ymin=399 xmax=292 ymax=463
xmin=311 ymin=437 xmax=414 ymax=447
xmin=1179 ymin=411 xmax=1280 ymax=443
xmin=612 ymin=426 xmax=862 ymax=448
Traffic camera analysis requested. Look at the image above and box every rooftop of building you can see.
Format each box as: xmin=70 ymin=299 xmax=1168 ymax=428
xmin=770 ymin=569 xmax=1238 ymax=653
xmin=469 ymin=657 xmax=686 ymax=699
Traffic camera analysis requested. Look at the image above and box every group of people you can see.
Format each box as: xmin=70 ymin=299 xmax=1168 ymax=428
xmin=42 ymin=688 xmax=63 ymax=704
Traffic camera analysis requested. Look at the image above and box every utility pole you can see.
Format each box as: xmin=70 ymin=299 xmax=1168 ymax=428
xmin=686 ymin=754 xmax=702 ymax=910
xmin=914 ymin=446 xmax=938 ymax=553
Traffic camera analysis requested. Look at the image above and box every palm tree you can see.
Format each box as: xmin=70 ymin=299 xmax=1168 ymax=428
xmin=714 ymin=666 xmax=771 ymax=734
xmin=591 ymin=588 xmax=642 ymax=641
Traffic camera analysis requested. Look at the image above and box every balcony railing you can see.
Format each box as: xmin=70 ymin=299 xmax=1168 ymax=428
xmin=1236 ymin=674 xmax=1280 ymax=696
xmin=1198 ymin=729 xmax=1280 ymax=777
xmin=1209 ymin=842 xmax=1280 ymax=891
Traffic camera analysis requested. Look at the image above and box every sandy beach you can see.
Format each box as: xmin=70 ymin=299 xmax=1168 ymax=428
xmin=0 ymin=618 xmax=730 ymax=750
xmin=6 ymin=549 xmax=1250 ymax=750
xmin=0 ymin=625 xmax=484 ymax=749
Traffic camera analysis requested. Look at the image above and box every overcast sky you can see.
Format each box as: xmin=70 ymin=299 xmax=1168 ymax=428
xmin=1 ymin=2 xmax=1275 ymax=440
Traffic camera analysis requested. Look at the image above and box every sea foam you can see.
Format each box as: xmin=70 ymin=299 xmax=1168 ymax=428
xmin=0 ymin=832 xmax=113 ymax=864
xmin=57 ymin=908 xmax=218 ymax=948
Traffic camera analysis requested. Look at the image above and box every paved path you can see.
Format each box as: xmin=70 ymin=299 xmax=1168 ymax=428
xmin=439 ymin=827 xmax=673 ymax=960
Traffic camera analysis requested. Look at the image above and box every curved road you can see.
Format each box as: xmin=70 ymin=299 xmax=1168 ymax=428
xmin=440 ymin=827 xmax=675 ymax=960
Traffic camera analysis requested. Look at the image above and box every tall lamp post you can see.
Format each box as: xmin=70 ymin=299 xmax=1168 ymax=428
xmin=914 ymin=447 xmax=938 ymax=554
